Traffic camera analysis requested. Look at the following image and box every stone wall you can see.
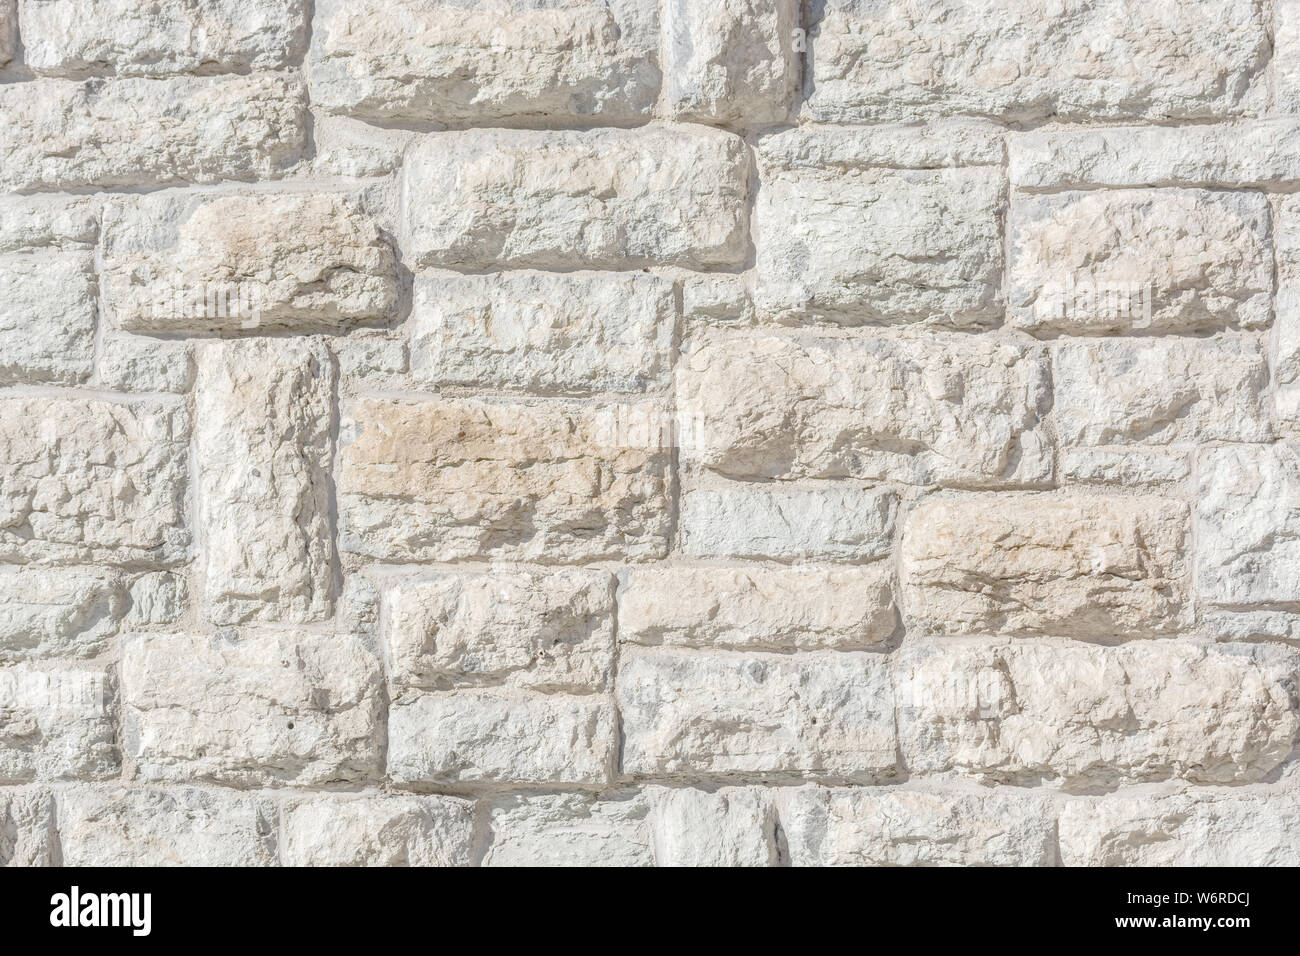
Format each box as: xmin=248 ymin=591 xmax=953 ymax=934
xmin=1 ymin=0 xmax=1298 ymax=866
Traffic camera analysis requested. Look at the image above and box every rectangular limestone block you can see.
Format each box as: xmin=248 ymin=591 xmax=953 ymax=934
xmin=805 ymin=0 xmax=1268 ymax=123
xmin=57 ymin=787 xmax=278 ymax=866
xmin=402 ymin=126 xmax=750 ymax=271
xmin=1279 ymin=0 xmax=1300 ymax=113
xmin=338 ymin=397 xmax=672 ymax=562
xmin=121 ymin=631 xmax=384 ymax=788
xmin=1009 ymin=190 xmax=1272 ymax=334
xmin=103 ymin=192 xmax=396 ymax=334
xmin=0 ymin=396 xmax=190 ymax=566
xmin=779 ymin=786 xmax=1056 ymax=867
xmin=0 ymin=252 xmax=96 ymax=386
xmin=1052 ymin=337 xmax=1270 ymax=446
xmin=281 ymin=794 xmax=475 ymax=867
xmin=195 ymin=340 xmax=335 ymax=626
xmin=20 ymin=0 xmax=307 ymax=75
xmin=901 ymin=493 xmax=1189 ymax=639
xmin=895 ymin=640 xmax=1300 ymax=789
xmin=0 ymin=74 xmax=306 ymax=190
xmin=0 ymin=789 xmax=56 ymax=866
xmin=1059 ymin=790 xmax=1300 ymax=866
xmin=409 ymin=271 xmax=674 ymax=394
xmin=678 ymin=331 xmax=1052 ymax=487
xmin=617 ymin=648 xmax=897 ymax=782
xmin=646 ymin=786 xmax=777 ymax=867
xmin=617 ymin=565 xmax=897 ymax=651
xmin=310 ymin=0 xmax=659 ymax=125
xmin=384 ymin=569 xmax=616 ymax=693
xmin=679 ymin=484 xmax=897 ymax=562
xmin=387 ymin=690 xmax=617 ymax=787
xmin=0 ymin=566 xmax=128 ymax=662
xmin=663 ymin=0 xmax=799 ymax=127
xmin=1061 ymin=447 xmax=1191 ymax=487
xmin=1196 ymin=444 xmax=1300 ymax=607
xmin=1009 ymin=120 xmax=1300 ymax=190
xmin=0 ymin=0 xmax=13 ymax=66
xmin=755 ymin=128 xmax=1003 ymax=326
xmin=0 ymin=195 xmax=99 ymax=253
xmin=0 ymin=663 xmax=117 ymax=783
xmin=482 ymin=792 xmax=653 ymax=867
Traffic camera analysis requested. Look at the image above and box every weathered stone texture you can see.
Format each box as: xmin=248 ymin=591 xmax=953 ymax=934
xmin=0 ymin=789 xmax=56 ymax=866
xmin=310 ymin=0 xmax=660 ymax=125
xmin=339 ymin=398 xmax=672 ymax=563
xmin=282 ymin=795 xmax=475 ymax=867
xmin=121 ymin=631 xmax=383 ymax=788
xmin=901 ymin=494 xmax=1188 ymax=639
xmin=0 ymin=74 xmax=307 ymax=190
xmin=0 ymin=566 xmax=127 ymax=662
xmin=679 ymin=332 xmax=1052 ymax=487
xmin=403 ymin=126 xmax=750 ymax=271
xmin=0 ymin=663 xmax=117 ymax=783
xmin=805 ymin=0 xmax=1269 ymax=123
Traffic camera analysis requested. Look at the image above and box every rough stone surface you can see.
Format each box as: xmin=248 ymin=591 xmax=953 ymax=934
xmin=805 ymin=0 xmax=1269 ymax=123
xmin=1052 ymin=337 xmax=1270 ymax=446
xmin=281 ymin=795 xmax=475 ymax=867
xmin=4 ymin=0 xmax=1298 ymax=866
xmin=384 ymin=569 xmax=616 ymax=693
xmin=679 ymin=331 xmax=1052 ymax=487
xmin=618 ymin=565 xmax=897 ymax=650
xmin=0 ymin=75 xmax=307 ymax=190
xmin=1059 ymin=791 xmax=1300 ymax=866
xmin=895 ymin=641 xmax=1299 ymax=789
xmin=678 ymin=484 xmax=897 ymax=562
xmin=21 ymin=0 xmax=307 ymax=76
xmin=338 ymin=398 xmax=672 ymax=563
xmin=0 ymin=397 xmax=190 ymax=566
xmin=58 ymin=787 xmax=277 ymax=866
xmin=103 ymin=192 xmax=396 ymax=334
xmin=780 ymin=786 xmax=1056 ymax=867
xmin=310 ymin=0 xmax=660 ymax=125
xmin=409 ymin=271 xmax=674 ymax=393
xmin=121 ymin=631 xmax=383 ymax=788
xmin=403 ymin=126 xmax=750 ymax=271
xmin=618 ymin=649 xmax=897 ymax=782
xmin=1009 ymin=190 xmax=1273 ymax=334
xmin=195 ymin=339 xmax=335 ymax=625
xmin=901 ymin=494 xmax=1189 ymax=639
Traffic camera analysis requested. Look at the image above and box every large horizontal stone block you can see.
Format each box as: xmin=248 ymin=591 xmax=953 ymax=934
xmin=1009 ymin=190 xmax=1272 ymax=334
xmin=403 ymin=126 xmax=750 ymax=270
xmin=617 ymin=649 xmax=897 ymax=781
xmin=339 ymin=398 xmax=672 ymax=562
xmin=1052 ymin=337 xmax=1270 ymax=445
xmin=482 ymin=792 xmax=652 ymax=867
xmin=0 ymin=397 xmax=190 ymax=566
xmin=58 ymin=787 xmax=277 ymax=866
xmin=282 ymin=795 xmax=475 ymax=867
xmin=387 ymin=690 xmax=616 ymax=787
xmin=1009 ymin=120 xmax=1300 ymax=189
xmin=195 ymin=340 xmax=335 ymax=626
xmin=1059 ymin=790 xmax=1300 ymax=866
xmin=895 ymin=640 xmax=1300 ymax=789
xmin=122 ymin=631 xmax=383 ymax=788
xmin=409 ymin=271 xmax=674 ymax=393
xmin=103 ymin=192 xmax=396 ymax=334
xmin=779 ymin=786 xmax=1056 ymax=866
xmin=805 ymin=0 xmax=1268 ymax=123
xmin=646 ymin=786 xmax=777 ymax=867
xmin=384 ymin=569 xmax=616 ymax=693
xmin=0 ymin=789 xmax=55 ymax=866
xmin=21 ymin=0 xmax=306 ymax=76
xmin=0 ymin=566 xmax=127 ymax=662
xmin=0 ymin=75 xmax=307 ymax=190
xmin=901 ymin=493 xmax=1189 ymax=638
xmin=678 ymin=331 xmax=1052 ymax=487
xmin=679 ymin=484 xmax=897 ymax=562
xmin=0 ymin=663 xmax=117 ymax=783
xmin=755 ymin=129 xmax=1003 ymax=325
xmin=310 ymin=0 xmax=659 ymax=125
xmin=1196 ymin=444 xmax=1300 ymax=607
xmin=618 ymin=565 xmax=897 ymax=651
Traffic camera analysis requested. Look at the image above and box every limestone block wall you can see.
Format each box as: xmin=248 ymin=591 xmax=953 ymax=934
xmin=1 ymin=0 xmax=1299 ymax=867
